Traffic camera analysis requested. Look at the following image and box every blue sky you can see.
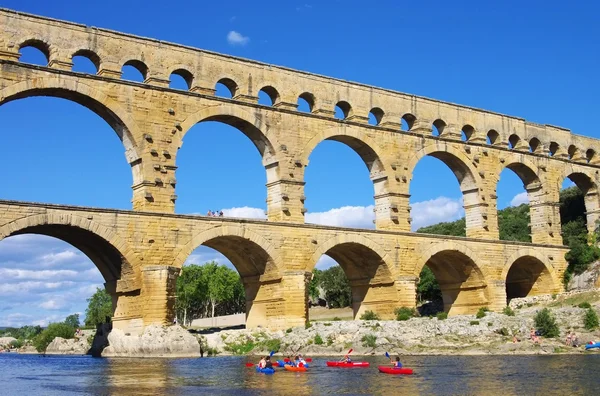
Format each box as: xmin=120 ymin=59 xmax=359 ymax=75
xmin=1 ymin=0 xmax=598 ymax=326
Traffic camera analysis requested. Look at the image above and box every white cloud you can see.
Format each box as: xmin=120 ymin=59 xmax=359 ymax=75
xmin=306 ymin=205 xmax=375 ymax=229
xmin=510 ymin=192 xmax=529 ymax=207
xmin=227 ymin=31 xmax=249 ymax=46
xmin=222 ymin=206 xmax=266 ymax=219
xmin=39 ymin=299 xmax=68 ymax=310
xmin=410 ymin=197 xmax=464 ymax=230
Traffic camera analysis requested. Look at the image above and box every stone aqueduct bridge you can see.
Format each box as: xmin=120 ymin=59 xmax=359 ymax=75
xmin=1 ymin=9 xmax=598 ymax=332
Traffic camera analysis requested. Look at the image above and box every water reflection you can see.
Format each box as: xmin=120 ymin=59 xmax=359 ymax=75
xmin=104 ymin=358 xmax=172 ymax=395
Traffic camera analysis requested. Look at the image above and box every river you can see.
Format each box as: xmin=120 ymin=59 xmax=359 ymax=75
xmin=1 ymin=353 xmax=598 ymax=395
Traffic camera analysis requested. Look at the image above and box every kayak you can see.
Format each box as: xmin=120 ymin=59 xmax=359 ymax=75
xmin=326 ymin=361 xmax=370 ymax=368
xmin=378 ymin=366 xmax=413 ymax=375
xmin=256 ymin=367 xmax=275 ymax=374
xmin=284 ymin=357 xmax=312 ymax=363
xmin=585 ymin=342 xmax=600 ymax=350
xmin=284 ymin=365 xmax=307 ymax=372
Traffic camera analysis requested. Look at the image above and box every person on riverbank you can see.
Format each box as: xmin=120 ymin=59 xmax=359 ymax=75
xmin=391 ymin=356 xmax=403 ymax=368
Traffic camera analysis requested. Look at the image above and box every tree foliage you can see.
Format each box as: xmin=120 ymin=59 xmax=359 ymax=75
xmin=534 ymin=308 xmax=559 ymax=338
xmin=175 ymin=262 xmax=245 ymax=325
xmin=498 ymin=204 xmax=531 ymax=242
xmin=0 ymin=325 xmax=43 ymax=340
xmin=309 ymin=268 xmax=322 ymax=300
xmin=84 ymin=288 xmax=113 ymax=327
xmin=319 ymin=265 xmax=352 ymax=308
xmin=33 ymin=322 xmax=75 ymax=353
xmin=417 ymin=266 xmax=442 ymax=302
xmin=64 ymin=314 xmax=80 ymax=329
xmin=418 ymin=218 xmax=466 ymax=237
xmin=583 ymin=308 xmax=599 ymax=330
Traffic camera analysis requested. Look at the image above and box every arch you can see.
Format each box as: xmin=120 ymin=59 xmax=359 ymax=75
xmin=258 ymin=86 xmax=280 ymax=106
xmin=502 ymin=250 xmax=561 ymax=301
xmin=487 ymin=129 xmax=500 ymax=145
xmin=529 ymin=137 xmax=542 ymax=153
xmin=297 ymin=92 xmax=315 ymax=112
xmin=0 ymin=77 xmax=142 ymax=167
xmin=334 ymin=101 xmax=352 ymax=120
xmin=0 ymin=213 xmax=142 ymax=292
xmin=414 ymin=242 xmax=489 ymax=315
xmin=301 ymin=126 xmax=387 ymax=175
xmin=369 ymin=107 xmax=384 ymax=126
xmin=586 ymin=149 xmax=596 ymax=164
xmin=18 ymin=39 xmax=50 ymax=65
xmin=432 ymin=119 xmax=446 ymax=136
xmin=310 ymin=234 xmax=396 ymax=319
xmin=501 ymin=159 xmax=541 ymax=187
xmin=71 ymin=49 xmax=101 ymax=73
xmin=508 ymin=134 xmax=521 ymax=149
xmin=169 ymin=68 xmax=194 ymax=90
xmin=179 ymin=104 xmax=277 ymax=164
xmin=564 ymin=171 xmax=596 ymax=195
xmin=121 ymin=59 xmax=148 ymax=81
xmin=401 ymin=113 xmax=416 ymax=131
xmin=461 ymin=124 xmax=475 ymax=142
xmin=568 ymin=144 xmax=580 ymax=160
xmin=549 ymin=141 xmax=559 ymax=156
xmin=215 ymin=77 xmax=239 ymax=98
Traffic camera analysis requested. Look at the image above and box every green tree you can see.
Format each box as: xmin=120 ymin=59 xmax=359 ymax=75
xmin=84 ymin=288 xmax=113 ymax=327
xmin=176 ymin=264 xmax=206 ymax=325
xmin=534 ymin=308 xmax=559 ymax=338
xmin=64 ymin=313 xmax=80 ymax=329
xmin=33 ymin=322 xmax=75 ymax=353
xmin=498 ymin=204 xmax=531 ymax=242
xmin=417 ymin=218 xmax=466 ymax=237
xmin=584 ymin=308 xmax=599 ymax=330
xmin=308 ymin=268 xmax=322 ymax=301
xmin=417 ymin=266 xmax=442 ymax=302
xmin=320 ymin=266 xmax=352 ymax=308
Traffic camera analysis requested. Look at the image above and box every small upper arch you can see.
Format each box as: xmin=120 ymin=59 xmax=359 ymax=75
xmin=71 ymin=49 xmax=101 ymax=74
xmin=121 ymin=59 xmax=149 ymax=82
xmin=215 ymin=77 xmax=239 ymax=98
xmin=258 ymin=85 xmax=280 ymax=106
xmin=508 ymin=134 xmax=521 ymax=149
xmin=568 ymin=144 xmax=581 ymax=160
xmin=586 ymin=148 xmax=596 ymax=164
xmin=487 ymin=129 xmax=500 ymax=145
xmin=368 ymin=107 xmax=384 ymax=126
xmin=334 ymin=100 xmax=352 ymax=120
xmin=548 ymin=141 xmax=560 ymax=156
xmin=169 ymin=68 xmax=195 ymax=90
xmin=18 ymin=38 xmax=51 ymax=65
xmin=461 ymin=124 xmax=476 ymax=142
xmin=297 ymin=92 xmax=315 ymax=112
xmin=401 ymin=113 xmax=416 ymax=131
xmin=432 ymin=119 xmax=446 ymax=136
xmin=528 ymin=137 xmax=542 ymax=153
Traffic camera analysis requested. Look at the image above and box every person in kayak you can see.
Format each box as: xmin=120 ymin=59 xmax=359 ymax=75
xmin=390 ymin=356 xmax=403 ymax=368
xmin=295 ymin=355 xmax=307 ymax=367
xmin=265 ymin=356 xmax=273 ymax=369
xmin=339 ymin=354 xmax=351 ymax=363
xmin=258 ymin=356 xmax=266 ymax=368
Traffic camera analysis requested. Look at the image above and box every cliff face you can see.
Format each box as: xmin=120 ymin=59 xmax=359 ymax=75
xmin=45 ymin=336 xmax=90 ymax=355
xmin=567 ymin=261 xmax=600 ymax=291
xmin=101 ymin=325 xmax=201 ymax=358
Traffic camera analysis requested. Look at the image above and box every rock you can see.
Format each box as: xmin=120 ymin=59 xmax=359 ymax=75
xmin=568 ymin=261 xmax=600 ymax=291
xmin=45 ymin=336 xmax=90 ymax=355
xmin=102 ymin=324 xmax=200 ymax=358
xmin=0 ymin=337 xmax=17 ymax=348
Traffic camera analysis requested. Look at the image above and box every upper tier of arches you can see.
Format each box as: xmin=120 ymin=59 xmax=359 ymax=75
xmin=3 ymin=8 xmax=599 ymax=164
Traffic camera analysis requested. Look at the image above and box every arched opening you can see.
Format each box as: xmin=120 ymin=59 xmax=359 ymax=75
xmin=505 ymin=256 xmax=556 ymax=302
xmin=297 ymin=92 xmax=314 ymax=113
xmin=419 ymin=250 xmax=489 ymax=315
xmin=214 ymin=78 xmax=238 ymax=99
xmin=549 ymin=141 xmax=559 ymax=156
xmin=487 ymin=130 xmax=499 ymax=145
xmin=496 ymin=163 xmax=535 ymax=242
xmin=461 ymin=125 xmax=475 ymax=142
xmin=304 ymin=136 xmax=382 ymax=229
xmin=169 ymin=69 xmax=194 ymax=90
xmin=586 ymin=149 xmax=596 ymax=164
xmin=121 ymin=60 xmax=148 ymax=82
xmin=0 ymin=92 xmax=135 ymax=208
xmin=432 ymin=119 xmax=446 ymax=136
xmin=18 ymin=39 xmax=50 ymax=66
xmin=568 ymin=145 xmax=580 ymax=160
xmin=176 ymin=113 xmax=271 ymax=216
xmin=529 ymin=137 xmax=541 ymax=153
xmin=508 ymin=134 xmax=521 ymax=149
xmin=311 ymin=242 xmax=396 ymax=320
xmin=71 ymin=50 xmax=100 ymax=74
xmin=401 ymin=113 xmax=416 ymax=131
xmin=257 ymin=86 xmax=279 ymax=106
xmin=178 ymin=235 xmax=280 ymax=328
xmin=334 ymin=101 xmax=352 ymax=120
xmin=368 ymin=107 xmax=384 ymax=126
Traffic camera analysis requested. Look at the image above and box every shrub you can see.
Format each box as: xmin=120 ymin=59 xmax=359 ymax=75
xmin=332 ymin=317 xmax=341 ymax=321
xmin=534 ymin=308 xmax=559 ymax=338
xmin=9 ymin=339 xmax=23 ymax=349
xmin=259 ymin=338 xmax=281 ymax=353
xmin=552 ymin=294 xmax=557 ymax=300
xmin=503 ymin=306 xmax=515 ymax=316
xmin=584 ymin=308 xmax=599 ymax=330
xmin=314 ymin=334 xmax=323 ymax=345
xmin=578 ymin=302 xmax=592 ymax=309
xmin=476 ymin=307 xmax=488 ymax=319
xmin=305 ymin=321 xmax=312 ymax=329
xmin=394 ymin=307 xmax=416 ymax=321
xmin=360 ymin=310 xmax=380 ymax=321
xmin=495 ymin=327 xmax=509 ymax=336
xmin=33 ymin=322 xmax=75 ymax=353
xmin=326 ymin=335 xmax=334 ymax=346
xmin=286 ymin=328 xmax=293 ymax=334
xmin=436 ymin=312 xmax=448 ymax=320
xmin=470 ymin=321 xmax=479 ymax=326
xmin=323 ymin=322 xmax=332 ymax=326
xmin=361 ymin=334 xmax=377 ymax=348
xmin=223 ymin=339 xmax=255 ymax=355
xmin=487 ymin=322 xmax=493 ymax=327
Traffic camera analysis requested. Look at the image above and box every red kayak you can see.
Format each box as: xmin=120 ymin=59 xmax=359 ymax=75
xmin=378 ymin=366 xmax=413 ymax=375
xmin=326 ymin=361 xmax=370 ymax=368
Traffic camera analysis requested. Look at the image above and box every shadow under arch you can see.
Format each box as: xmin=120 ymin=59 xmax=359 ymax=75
xmin=0 ymin=78 xmax=142 ymax=167
xmin=502 ymin=251 xmax=561 ymax=302
xmin=174 ymin=224 xmax=283 ymax=328
xmin=179 ymin=104 xmax=278 ymax=167
xmin=310 ymin=234 xmax=397 ymax=319
xmin=561 ymin=169 xmax=600 ymax=235
xmin=414 ymin=242 xmax=489 ymax=315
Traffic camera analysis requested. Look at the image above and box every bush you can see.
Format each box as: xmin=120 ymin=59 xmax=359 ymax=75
xmin=286 ymin=328 xmax=293 ymax=334
xmin=534 ymin=308 xmax=559 ymax=338
xmin=326 ymin=335 xmax=334 ymax=346
xmin=305 ymin=321 xmax=312 ymax=329
xmin=223 ymin=339 xmax=255 ymax=355
xmin=9 ymin=339 xmax=23 ymax=349
xmin=361 ymin=334 xmax=377 ymax=348
xmin=551 ymin=294 xmax=557 ymax=300
xmin=503 ymin=306 xmax=515 ymax=316
xmin=360 ymin=310 xmax=380 ymax=321
xmin=314 ymin=334 xmax=323 ymax=345
xmin=332 ymin=317 xmax=341 ymax=321
xmin=394 ymin=307 xmax=416 ymax=321
xmin=33 ymin=322 xmax=75 ymax=353
xmin=470 ymin=320 xmax=479 ymax=326
xmin=487 ymin=322 xmax=493 ymax=327
xmin=476 ymin=308 xmax=488 ymax=319
xmin=436 ymin=312 xmax=448 ymax=320
xmin=584 ymin=308 xmax=599 ymax=330
xmin=495 ymin=327 xmax=510 ymax=336
xmin=258 ymin=338 xmax=281 ymax=353
xmin=578 ymin=302 xmax=592 ymax=309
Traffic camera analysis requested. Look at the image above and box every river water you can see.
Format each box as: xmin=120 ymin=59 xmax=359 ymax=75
xmin=1 ymin=353 xmax=598 ymax=395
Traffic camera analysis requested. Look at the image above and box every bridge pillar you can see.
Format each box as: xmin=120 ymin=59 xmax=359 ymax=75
xmin=374 ymin=192 xmax=411 ymax=231
xmin=395 ymin=276 xmax=418 ymax=309
xmin=280 ymin=271 xmax=312 ymax=328
xmin=266 ymin=178 xmax=305 ymax=222
xmin=141 ymin=265 xmax=180 ymax=326
xmin=529 ymin=201 xmax=562 ymax=245
xmin=487 ymin=280 xmax=508 ymax=312
xmin=463 ymin=188 xmax=497 ymax=239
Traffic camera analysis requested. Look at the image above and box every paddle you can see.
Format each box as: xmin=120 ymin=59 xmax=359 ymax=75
xmin=385 ymin=352 xmax=390 ymax=359
xmin=245 ymin=363 xmax=254 ymax=367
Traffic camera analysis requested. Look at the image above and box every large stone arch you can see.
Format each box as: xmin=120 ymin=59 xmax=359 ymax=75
xmin=174 ymin=224 xmax=283 ymax=328
xmin=502 ymin=250 xmax=562 ymax=302
xmin=0 ymin=213 xmax=142 ymax=292
xmin=179 ymin=103 xmax=278 ymax=167
xmin=413 ymin=241 xmax=489 ymax=315
xmin=559 ymin=167 xmax=600 ymax=235
xmin=310 ymin=234 xmax=397 ymax=319
xmin=0 ymin=77 xmax=142 ymax=167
